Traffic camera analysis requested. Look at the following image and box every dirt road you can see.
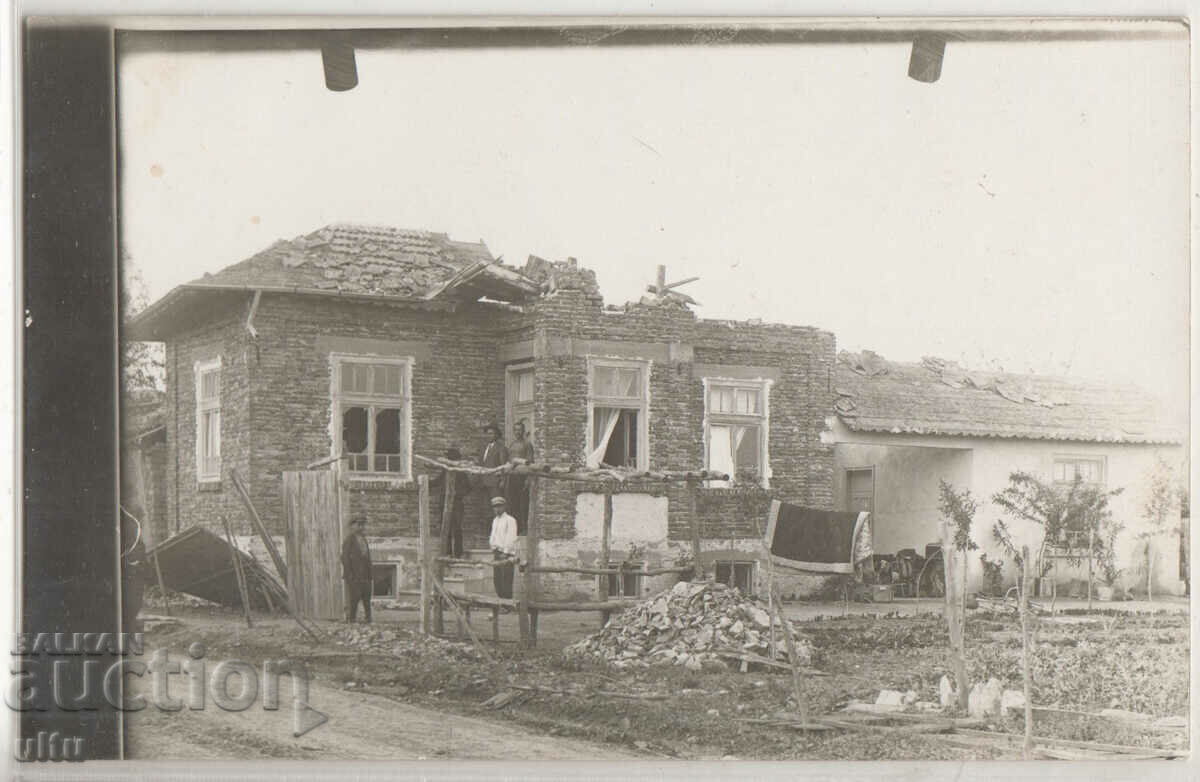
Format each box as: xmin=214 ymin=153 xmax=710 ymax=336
xmin=123 ymin=673 xmax=638 ymax=760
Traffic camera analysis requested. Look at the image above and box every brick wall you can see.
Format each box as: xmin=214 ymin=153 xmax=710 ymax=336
xmin=528 ymin=284 xmax=837 ymax=546
xmin=164 ymin=312 xmax=251 ymax=538
xmin=242 ymin=294 xmax=524 ymax=541
xmin=160 ymin=273 xmax=837 ymax=578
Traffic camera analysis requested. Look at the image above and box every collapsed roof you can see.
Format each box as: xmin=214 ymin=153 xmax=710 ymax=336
xmin=834 ymin=351 xmax=1183 ymax=445
xmin=127 ymin=224 xmax=542 ymax=341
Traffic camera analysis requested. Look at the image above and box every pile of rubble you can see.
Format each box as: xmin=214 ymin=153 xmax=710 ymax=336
xmin=565 ymin=580 xmax=813 ymax=670
xmin=333 ymin=625 xmax=484 ymax=662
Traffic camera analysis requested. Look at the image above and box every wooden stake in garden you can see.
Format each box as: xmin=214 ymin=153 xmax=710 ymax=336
xmin=937 ymin=480 xmax=977 ymax=713
xmin=1019 ymin=545 xmax=1034 ymax=759
xmin=941 ymin=520 xmax=968 ymax=713
xmin=754 ymin=513 xmax=808 ymax=725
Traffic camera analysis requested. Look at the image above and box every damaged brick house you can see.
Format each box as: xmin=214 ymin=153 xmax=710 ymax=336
xmin=126 ymin=224 xmax=838 ymax=602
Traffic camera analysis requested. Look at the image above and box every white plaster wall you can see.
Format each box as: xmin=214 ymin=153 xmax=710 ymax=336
xmin=964 ymin=439 xmax=1185 ymax=595
xmin=834 ymin=444 xmax=972 ymax=557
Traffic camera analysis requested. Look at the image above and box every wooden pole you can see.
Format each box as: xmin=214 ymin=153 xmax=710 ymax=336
xmin=942 ymin=521 xmax=968 ymax=712
xmin=1089 ymin=532 xmax=1099 ymax=611
xmin=152 ymin=550 xmax=170 ymax=616
xmin=222 ymin=518 xmax=253 ymax=628
xmin=689 ymin=481 xmax=702 ymax=580
xmin=599 ymin=492 xmax=613 ymax=627
xmin=528 ymin=477 xmax=541 ymax=645
xmin=230 ymin=469 xmax=288 ymax=583
xmin=434 ymin=469 xmax=454 ymax=635
xmin=656 ymin=264 xmax=666 ymax=295
xmin=1020 ymin=546 xmax=1034 ymax=758
xmin=518 ymin=479 xmax=538 ymax=647
xmin=418 ymin=475 xmax=432 ymax=635
xmin=753 ymin=512 xmax=807 ymax=722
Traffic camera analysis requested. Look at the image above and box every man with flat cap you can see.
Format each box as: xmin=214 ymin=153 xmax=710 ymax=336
xmin=341 ymin=516 xmax=373 ymax=623
xmin=488 ymin=496 xmax=519 ymax=600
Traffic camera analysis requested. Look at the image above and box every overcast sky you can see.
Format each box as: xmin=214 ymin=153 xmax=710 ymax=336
xmin=118 ymin=30 xmax=1189 ymax=420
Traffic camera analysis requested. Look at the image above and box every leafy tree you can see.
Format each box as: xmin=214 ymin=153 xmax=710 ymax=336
xmin=1137 ymin=457 xmax=1180 ymax=600
xmin=121 ymin=253 xmax=164 ymax=393
xmin=992 ymin=471 xmax=1122 ymax=580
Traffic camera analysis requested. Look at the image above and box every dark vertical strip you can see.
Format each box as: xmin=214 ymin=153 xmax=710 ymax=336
xmin=22 ymin=23 xmax=121 ymax=759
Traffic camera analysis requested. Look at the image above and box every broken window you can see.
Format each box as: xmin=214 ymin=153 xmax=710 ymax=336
xmin=603 ymin=568 xmax=641 ymax=598
xmin=704 ymin=379 xmax=769 ymax=487
xmin=334 ymin=357 xmax=411 ymax=478
xmin=370 ymin=563 xmax=397 ymax=599
xmin=587 ymin=359 xmax=648 ymax=469
xmin=715 ymin=561 xmax=755 ymax=595
xmin=195 ymin=358 xmax=221 ymax=482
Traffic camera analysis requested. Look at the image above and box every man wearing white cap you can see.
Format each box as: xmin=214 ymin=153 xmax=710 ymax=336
xmin=488 ymin=495 xmax=518 ymax=599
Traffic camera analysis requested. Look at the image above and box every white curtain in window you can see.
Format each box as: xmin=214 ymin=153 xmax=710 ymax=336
xmin=708 ymin=425 xmax=734 ymax=486
xmin=729 ymin=424 xmax=747 ymax=468
xmin=587 ymin=407 xmax=622 ymax=468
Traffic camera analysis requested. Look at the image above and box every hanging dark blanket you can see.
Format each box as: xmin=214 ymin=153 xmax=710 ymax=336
xmin=765 ymin=500 xmax=871 ymax=574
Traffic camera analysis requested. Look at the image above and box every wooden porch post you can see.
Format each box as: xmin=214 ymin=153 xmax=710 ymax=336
xmin=418 ymin=475 xmax=432 ymax=635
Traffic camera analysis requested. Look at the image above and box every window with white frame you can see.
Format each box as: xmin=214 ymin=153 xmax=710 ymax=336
xmin=195 ymin=358 xmax=221 ymax=482
xmin=704 ymin=379 xmax=769 ymax=487
xmin=333 ymin=356 xmax=411 ymax=477
xmin=1053 ymin=455 xmax=1106 ymax=544
xmin=587 ymin=359 xmax=649 ymax=470
xmin=506 ymin=363 xmax=536 ymax=445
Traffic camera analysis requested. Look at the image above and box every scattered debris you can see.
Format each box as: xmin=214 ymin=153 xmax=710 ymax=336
xmin=1000 ymin=689 xmax=1026 ymax=714
xmin=333 ymin=625 xmax=484 ymax=662
xmin=967 ymin=678 xmax=1004 ymax=719
xmin=938 ymin=674 xmax=956 ymax=708
xmin=840 ymin=350 xmax=889 ymax=377
xmin=564 ymin=580 xmax=812 ymax=670
xmin=875 ymin=690 xmax=905 ymax=707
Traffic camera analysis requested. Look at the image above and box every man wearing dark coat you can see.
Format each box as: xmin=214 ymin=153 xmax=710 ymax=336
xmin=342 ymin=516 xmax=373 ymax=623
xmin=478 ymin=422 xmax=509 ymax=497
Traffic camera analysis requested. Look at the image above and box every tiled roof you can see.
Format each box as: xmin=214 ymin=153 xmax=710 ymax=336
xmin=186 ymin=223 xmax=504 ymax=299
xmin=834 ymin=351 xmax=1183 ymax=445
xmin=127 ymin=224 xmax=542 ymax=340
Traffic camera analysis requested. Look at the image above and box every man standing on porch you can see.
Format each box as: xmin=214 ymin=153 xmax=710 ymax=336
xmin=489 ymin=496 xmax=518 ymax=599
xmin=479 ymin=422 xmax=509 ymax=498
xmin=506 ymin=419 xmax=534 ymax=535
xmin=341 ymin=516 xmax=373 ymax=623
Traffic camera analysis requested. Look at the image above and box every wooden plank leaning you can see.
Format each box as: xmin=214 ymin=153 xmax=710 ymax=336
xmin=229 ymin=468 xmax=288 ymax=584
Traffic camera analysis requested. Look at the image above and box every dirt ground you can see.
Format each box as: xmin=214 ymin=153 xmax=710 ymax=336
xmin=123 ymin=595 xmax=1191 ymax=762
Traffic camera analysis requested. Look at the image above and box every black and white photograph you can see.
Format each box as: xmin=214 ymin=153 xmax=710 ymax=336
xmin=34 ymin=16 xmax=1196 ymax=769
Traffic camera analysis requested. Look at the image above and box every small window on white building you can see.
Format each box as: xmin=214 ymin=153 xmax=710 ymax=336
xmin=1053 ymin=456 xmax=1105 ymax=487
xmin=333 ymin=357 xmax=411 ymax=478
xmin=195 ymin=358 xmax=221 ymax=482
xmin=704 ymin=379 xmax=770 ymax=487
xmin=1053 ymin=455 xmax=1106 ymax=546
xmin=587 ymin=359 xmax=649 ymax=470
